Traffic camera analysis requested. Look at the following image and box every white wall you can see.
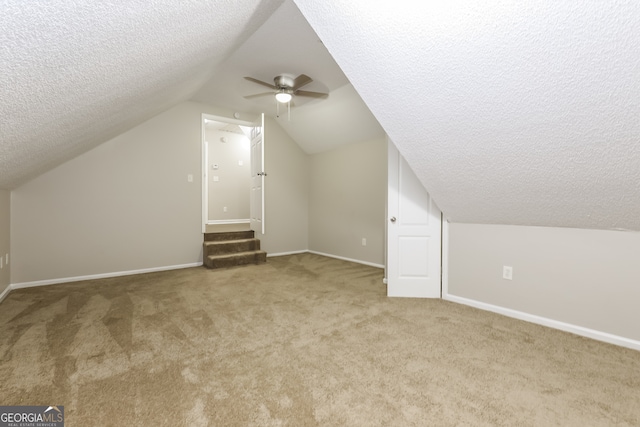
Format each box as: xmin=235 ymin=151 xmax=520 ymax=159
xmin=0 ymin=190 xmax=9 ymax=293
xmin=206 ymin=128 xmax=250 ymax=222
xmin=309 ymin=137 xmax=386 ymax=266
xmin=255 ymin=117 xmax=309 ymax=255
xmin=10 ymin=101 xmax=249 ymax=284
xmin=447 ymin=223 xmax=640 ymax=343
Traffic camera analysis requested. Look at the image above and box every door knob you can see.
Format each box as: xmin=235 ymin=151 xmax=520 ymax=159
xmin=390 ymin=217 xmax=396 ymax=223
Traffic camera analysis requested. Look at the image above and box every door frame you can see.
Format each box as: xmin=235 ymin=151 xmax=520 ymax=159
xmin=201 ymin=113 xmax=256 ymax=233
xmin=249 ymin=113 xmax=265 ymax=235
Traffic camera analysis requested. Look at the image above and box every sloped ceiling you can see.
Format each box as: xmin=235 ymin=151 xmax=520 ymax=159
xmin=0 ymin=0 xmax=284 ymax=189
xmin=0 ymin=0 xmax=384 ymax=189
xmin=294 ymin=0 xmax=640 ymax=231
xmin=3 ymin=0 xmax=639 ymax=232
xmin=192 ymin=0 xmax=385 ymax=153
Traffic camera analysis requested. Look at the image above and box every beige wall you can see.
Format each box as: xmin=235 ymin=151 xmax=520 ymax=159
xmin=255 ymin=117 xmax=309 ymax=255
xmin=9 ymin=101 xmax=380 ymax=284
xmin=309 ymin=137 xmax=386 ymax=266
xmin=206 ymin=129 xmax=251 ymax=221
xmin=448 ymin=223 xmax=640 ymax=342
xmin=0 ymin=190 xmax=9 ymax=292
xmin=10 ymin=101 xmax=251 ymax=284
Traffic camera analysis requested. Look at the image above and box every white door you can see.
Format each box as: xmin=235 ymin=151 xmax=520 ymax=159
xmin=250 ymin=113 xmax=265 ymax=234
xmin=387 ymin=140 xmax=441 ymax=298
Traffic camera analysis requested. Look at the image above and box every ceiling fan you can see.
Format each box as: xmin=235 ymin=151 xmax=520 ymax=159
xmin=243 ymin=74 xmax=328 ymax=105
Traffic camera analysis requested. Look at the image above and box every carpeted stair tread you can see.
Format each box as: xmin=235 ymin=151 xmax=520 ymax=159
xmin=203 ymin=238 xmax=260 ymax=249
xmin=205 ymin=250 xmax=267 ymax=269
xmin=204 ymin=230 xmax=255 ymax=241
xmin=202 ymin=230 xmax=266 ymax=269
xmin=206 ymin=250 xmax=267 ymax=260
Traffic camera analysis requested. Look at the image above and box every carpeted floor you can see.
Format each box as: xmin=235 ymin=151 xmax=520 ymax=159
xmin=0 ymin=253 xmax=638 ymax=426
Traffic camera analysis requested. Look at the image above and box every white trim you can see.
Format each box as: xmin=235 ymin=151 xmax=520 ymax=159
xmin=308 ymin=250 xmax=384 ymax=269
xmin=266 ymin=250 xmax=385 ymax=269
xmin=0 ymin=284 xmax=11 ymax=303
xmin=441 ymin=218 xmax=450 ymax=298
xmin=201 ymin=114 xmax=208 ymax=234
xmin=443 ymin=293 xmax=640 ymax=352
xmin=202 ymin=113 xmax=256 ymax=234
xmin=267 ymin=250 xmax=308 ymax=257
xmin=10 ymin=263 xmax=203 ymax=290
xmin=207 ymin=219 xmax=250 ymax=225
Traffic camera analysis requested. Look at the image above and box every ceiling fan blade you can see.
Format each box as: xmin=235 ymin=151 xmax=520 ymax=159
xmin=244 ymin=92 xmax=274 ymax=99
xmin=293 ymin=74 xmax=312 ymax=90
xmin=295 ymin=90 xmax=328 ymax=99
xmin=244 ymin=77 xmax=276 ymax=90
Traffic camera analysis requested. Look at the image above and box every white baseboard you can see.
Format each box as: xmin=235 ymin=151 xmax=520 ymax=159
xmin=267 ymin=250 xmax=308 ymax=257
xmin=444 ymin=293 xmax=640 ymax=352
xmin=308 ymin=250 xmax=384 ymax=269
xmin=0 ymin=284 xmax=11 ymax=304
xmin=10 ymin=262 xmax=203 ymax=291
xmin=267 ymin=249 xmax=384 ymax=269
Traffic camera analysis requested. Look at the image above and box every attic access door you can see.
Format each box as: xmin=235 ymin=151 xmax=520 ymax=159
xmin=250 ymin=113 xmax=265 ymax=235
xmin=387 ymin=140 xmax=442 ymax=298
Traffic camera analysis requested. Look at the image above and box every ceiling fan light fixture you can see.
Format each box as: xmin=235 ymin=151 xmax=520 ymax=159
xmin=275 ymin=91 xmax=292 ymax=103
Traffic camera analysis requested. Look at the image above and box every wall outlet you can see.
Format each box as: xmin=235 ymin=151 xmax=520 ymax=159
xmin=223 ymin=206 xmax=227 ymax=212
xmin=187 ymin=174 xmax=194 ymax=182
xmin=503 ymin=265 xmax=513 ymax=280
xmin=362 ymin=238 xmax=367 ymax=246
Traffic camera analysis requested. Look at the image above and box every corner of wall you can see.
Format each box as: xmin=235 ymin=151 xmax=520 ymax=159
xmin=308 ymin=137 xmax=387 ymax=266
xmin=0 ymin=189 xmax=10 ymax=296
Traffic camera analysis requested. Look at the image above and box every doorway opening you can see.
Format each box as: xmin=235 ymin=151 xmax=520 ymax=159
xmin=201 ymin=114 xmax=254 ymax=233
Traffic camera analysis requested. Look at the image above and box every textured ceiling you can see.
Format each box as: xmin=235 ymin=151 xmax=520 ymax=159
xmin=294 ymin=0 xmax=640 ymax=231
xmin=0 ymin=0 xmax=284 ymax=189
xmin=0 ymin=0 xmax=383 ymax=189
xmin=192 ymin=0 xmax=385 ymax=153
xmin=4 ymin=0 xmax=639 ymax=232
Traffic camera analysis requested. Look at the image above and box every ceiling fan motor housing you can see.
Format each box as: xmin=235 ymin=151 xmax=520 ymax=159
xmin=274 ymin=75 xmax=295 ymax=89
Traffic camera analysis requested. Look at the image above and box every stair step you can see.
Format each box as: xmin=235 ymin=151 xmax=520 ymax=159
xmin=205 ymin=250 xmax=267 ymax=269
xmin=203 ymin=238 xmax=261 ymax=256
xmin=204 ymin=230 xmax=255 ymax=242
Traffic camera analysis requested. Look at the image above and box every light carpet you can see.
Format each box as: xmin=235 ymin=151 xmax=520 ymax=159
xmin=0 ymin=253 xmax=638 ymax=426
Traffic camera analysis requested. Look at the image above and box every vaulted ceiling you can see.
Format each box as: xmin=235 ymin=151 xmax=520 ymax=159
xmin=2 ymin=1 xmax=639 ymax=231
xmin=294 ymin=0 xmax=640 ymax=231
xmin=0 ymin=0 xmax=283 ymax=189
xmin=0 ymin=0 xmax=383 ymax=190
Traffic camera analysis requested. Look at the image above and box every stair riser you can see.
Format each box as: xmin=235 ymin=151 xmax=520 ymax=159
xmin=204 ymin=231 xmax=255 ymax=241
xmin=205 ymin=252 xmax=267 ymax=269
xmin=204 ymin=239 xmax=260 ymax=257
